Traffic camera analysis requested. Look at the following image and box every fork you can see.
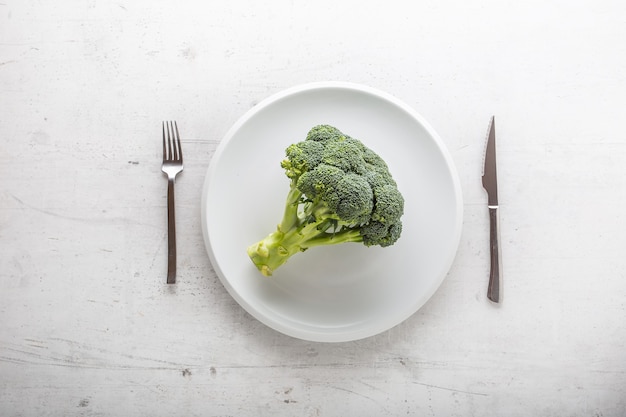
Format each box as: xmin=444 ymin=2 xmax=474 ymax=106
xmin=162 ymin=121 xmax=184 ymax=284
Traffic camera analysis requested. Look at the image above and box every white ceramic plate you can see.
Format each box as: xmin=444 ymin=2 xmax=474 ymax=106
xmin=201 ymin=82 xmax=462 ymax=342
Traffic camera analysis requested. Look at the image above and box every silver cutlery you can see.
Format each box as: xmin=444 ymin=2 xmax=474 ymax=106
xmin=162 ymin=121 xmax=184 ymax=284
xmin=482 ymin=116 xmax=501 ymax=302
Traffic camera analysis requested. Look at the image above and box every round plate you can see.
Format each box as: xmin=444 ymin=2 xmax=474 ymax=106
xmin=201 ymin=82 xmax=463 ymax=342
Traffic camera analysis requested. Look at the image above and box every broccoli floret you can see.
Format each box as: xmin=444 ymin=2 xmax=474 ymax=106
xmin=247 ymin=124 xmax=404 ymax=276
xmin=305 ymin=124 xmax=345 ymax=143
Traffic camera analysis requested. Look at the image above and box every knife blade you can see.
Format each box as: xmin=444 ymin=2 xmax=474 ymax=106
xmin=482 ymin=116 xmax=501 ymax=303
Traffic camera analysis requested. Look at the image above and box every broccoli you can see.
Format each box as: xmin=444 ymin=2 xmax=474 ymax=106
xmin=247 ymin=124 xmax=404 ymax=276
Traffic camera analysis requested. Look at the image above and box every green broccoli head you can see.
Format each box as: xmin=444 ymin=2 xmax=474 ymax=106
xmin=297 ymin=166 xmax=374 ymax=225
xmin=281 ymin=139 xmax=324 ymax=180
xmin=305 ymin=124 xmax=345 ymax=143
xmin=247 ymin=125 xmax=404 ymax=276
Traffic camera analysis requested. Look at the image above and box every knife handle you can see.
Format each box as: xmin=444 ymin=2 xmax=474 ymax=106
xmin=487 ymin=206 xmax=501 ymax=303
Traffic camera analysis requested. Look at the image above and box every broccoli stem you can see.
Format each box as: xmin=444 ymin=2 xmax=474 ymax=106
xmin=279 ymin=183 xmax=302 ymax=233
xmin=247 ymin=185 xmax=363 ymax=276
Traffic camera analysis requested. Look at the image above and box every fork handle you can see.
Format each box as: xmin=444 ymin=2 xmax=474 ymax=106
xmin=166 ymin=178 xmax=177 ymax=284
xmin=487 ymin=206 xmax=501 ymax=302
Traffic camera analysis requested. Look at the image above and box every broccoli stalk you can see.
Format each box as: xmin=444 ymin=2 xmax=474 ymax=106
xmin=247 ymin=181 xmax=363 ymax=277
xmin=247 ymin=125 xmax=404 ymax=277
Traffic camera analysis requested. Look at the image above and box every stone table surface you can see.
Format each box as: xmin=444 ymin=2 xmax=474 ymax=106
xmin=1 ymin=0 xmax=625 ymax=415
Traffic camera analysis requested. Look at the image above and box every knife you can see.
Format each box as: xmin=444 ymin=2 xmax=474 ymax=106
xmin=482 ymin=116 xmax=501 ymax=303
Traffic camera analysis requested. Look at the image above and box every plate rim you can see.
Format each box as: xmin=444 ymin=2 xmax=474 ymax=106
xmin=201 ymin=81 xmax=463 ymax=342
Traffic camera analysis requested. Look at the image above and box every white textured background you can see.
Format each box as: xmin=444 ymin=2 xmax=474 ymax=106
xmin=1 ymin=0 xmax=625 ymax=416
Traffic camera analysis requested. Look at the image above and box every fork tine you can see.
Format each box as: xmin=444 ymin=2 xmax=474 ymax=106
xmin=170 ymin=121 xmax=178 ymax=160
xmin=162 ymin=121 xmax=166 ymax=161
xmin=167 ymin=121 xmax=174 ymax=160
xmin=174 ymin=121 xmax=182 ymax=161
